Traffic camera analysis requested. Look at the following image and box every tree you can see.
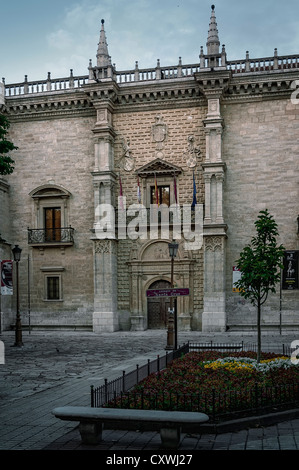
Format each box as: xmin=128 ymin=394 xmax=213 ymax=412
xmin=0 ymin=114 xmax=18 ymax=175
xmin=234 ymin=209 xmax=285 ymax=362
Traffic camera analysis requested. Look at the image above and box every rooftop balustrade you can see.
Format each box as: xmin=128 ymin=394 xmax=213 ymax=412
xmin=3 ymin=51 xmax=299 ymax=98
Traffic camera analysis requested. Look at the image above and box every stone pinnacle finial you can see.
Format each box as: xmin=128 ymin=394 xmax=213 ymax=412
xmin=97 ymin=18 xmax=110 ymax=67
xmin=206 ymin=4 xmax=220 ymax=56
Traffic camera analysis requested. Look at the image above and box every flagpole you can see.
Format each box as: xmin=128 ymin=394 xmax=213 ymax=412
xmin=173 ymin=172 xmax=177 ymax=205
xmin=119 ymin=173 xmax=124 ymax=211
xmin=154 ymin=173 xmax=159 ymax=206
xmin=137 ymin=176 xmax=141 ymax=204
xmin=192 ymin=170 xmax=197 ymax=209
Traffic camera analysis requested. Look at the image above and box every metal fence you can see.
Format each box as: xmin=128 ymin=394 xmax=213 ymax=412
xmin=91 ymin=343 xmax=189 ymax=408
xmin=188 ymin=341 xmax=246 ymax=353
xmin=90 ymin=341 xmax=298 ymax=421
xmin=91 ymin=341 xmax=252 ymax=408
xmin=103 ymin=382 xmax=299 ymax=423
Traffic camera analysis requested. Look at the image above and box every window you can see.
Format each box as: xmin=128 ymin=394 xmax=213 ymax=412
xmin=41 ymin=267 xmax=64 ymax=301
xmin=136 ymin=158 xmax=182 ymax=208
xmin=28 ymin=184 xmax=74 ymax=247
xmin=45 ymin=208 xmax=61 ymax=242
xmin=47 ymin=276 xmax=60 ymax=300
xmin=150 ymin=185 xmax=170 ymax=206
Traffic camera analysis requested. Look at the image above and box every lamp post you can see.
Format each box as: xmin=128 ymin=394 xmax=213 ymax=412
xmin=12 ymin=245 xmax=23 ymax=347
xmin=166 ymin=240 xmax=179 ymax=350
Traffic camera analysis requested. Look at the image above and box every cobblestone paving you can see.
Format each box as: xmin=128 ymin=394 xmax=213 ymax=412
xmin=0 ymin=329 xmax=298 ymax=452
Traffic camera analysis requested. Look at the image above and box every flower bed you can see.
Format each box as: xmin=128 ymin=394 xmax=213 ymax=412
xmin=106 ymin=351 xmax=299 ymax=419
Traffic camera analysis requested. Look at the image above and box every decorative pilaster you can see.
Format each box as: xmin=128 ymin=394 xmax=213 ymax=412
xmin=91 ymin=110 xmax=118 ymax=331
xmin=200 ymin=92 xmax=227 ymax=330
xmin=200 ymin=94 xmax=227 ymax=331
xmin=195 ymin=8 xmax=230 ymax=330
xmin=93 ymin=240 xmax=118 ymax=332
xmin=203 ymin=236 xmax=226 ymax=331
xmin=89 ymin=25 xmax=119 ymax=331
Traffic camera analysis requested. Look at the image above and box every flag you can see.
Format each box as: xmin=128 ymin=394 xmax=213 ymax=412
xmin=173 ymin=173 xmax=178 ymax=204
xmin=154 ymin=173 xmax=159 ymax=206
xmin=119 ymin=175 xmax=124 ymax=211
xmin=137 ymin=176 xmax=141 ymax=204
xmin=191 ymin=171 xmax=197 ymax=208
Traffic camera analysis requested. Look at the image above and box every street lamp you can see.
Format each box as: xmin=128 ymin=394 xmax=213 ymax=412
xmin=166 ymin=240 xmax=179 ymax=350
xmin=12 ymin=245 xmax=23 ymax=347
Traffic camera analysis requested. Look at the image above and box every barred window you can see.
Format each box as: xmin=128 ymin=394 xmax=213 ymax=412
xmin=46 ymin=276 xmax=60 ymax=300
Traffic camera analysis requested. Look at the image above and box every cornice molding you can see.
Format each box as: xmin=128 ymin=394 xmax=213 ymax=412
xmin=3 ymin=67 xmax=298 ymax=119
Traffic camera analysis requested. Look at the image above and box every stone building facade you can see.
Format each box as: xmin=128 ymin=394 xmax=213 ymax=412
xmin=0 ymin=6 xmax=298 ymax=334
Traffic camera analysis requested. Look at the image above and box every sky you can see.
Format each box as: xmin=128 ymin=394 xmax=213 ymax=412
xmin=1 ymin=0 xmax=299 ymax=84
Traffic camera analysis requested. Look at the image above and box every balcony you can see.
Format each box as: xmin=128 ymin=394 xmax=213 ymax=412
xmin=28 ymin=227 xmax=74 ymax=247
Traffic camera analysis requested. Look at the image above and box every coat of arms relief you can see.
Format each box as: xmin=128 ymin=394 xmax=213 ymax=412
xmin=152 ymin=115 xmax=168 ymax=158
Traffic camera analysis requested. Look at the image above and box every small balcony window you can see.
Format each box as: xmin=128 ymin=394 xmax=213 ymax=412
xmin=28 ymin=184 xmax=74 ymax=248
xmin=45 ymin=207 xmax=62 ymax=242
xmin=28 ymin=226 xmax=74 ymax=246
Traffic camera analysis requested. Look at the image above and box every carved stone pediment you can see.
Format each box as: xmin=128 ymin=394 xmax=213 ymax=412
xmin=142 ymin=241 xmax=170 ymax=261
xmin=29 ymin=184 xmax=71 ymax=199
xmin=136 ymin=158 xmax=182 ymax=177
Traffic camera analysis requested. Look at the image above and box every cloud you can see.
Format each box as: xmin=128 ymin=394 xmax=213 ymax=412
xmin=4 ymin=0 xmax=299 ymax=83
xmin=47 ymin=29 xmax=74 ymax=51
xmin=43 ymin=0 xmax=204 ymax=74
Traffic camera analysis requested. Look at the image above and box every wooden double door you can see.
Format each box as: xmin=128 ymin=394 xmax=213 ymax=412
xmin=147 ymin=280 xmax=175 ymax=329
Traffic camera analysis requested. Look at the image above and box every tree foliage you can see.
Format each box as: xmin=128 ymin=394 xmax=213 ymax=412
xmin=0 ymin=114 xmax=18 ymax=175
xmin=235 ymin=209 xmax=285 ymax=361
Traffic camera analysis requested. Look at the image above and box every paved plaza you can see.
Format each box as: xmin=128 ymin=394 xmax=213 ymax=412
xmin=0 ymin=329 xmax=298 ymax=455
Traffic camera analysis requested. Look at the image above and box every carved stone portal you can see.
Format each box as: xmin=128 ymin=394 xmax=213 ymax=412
xmin=128 ymin=240 xmax=193 ymax=331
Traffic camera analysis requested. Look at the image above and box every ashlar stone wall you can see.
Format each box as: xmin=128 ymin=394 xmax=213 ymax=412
xmin=114 ymin=106 xmax=206 ymax=330
xmin=223 ymin=97 xmax=299 ymax=330
xmin=0 ymin=178 xmax=13 ymax=329
xmin=5 ymin=116 xmax=96 ymax=328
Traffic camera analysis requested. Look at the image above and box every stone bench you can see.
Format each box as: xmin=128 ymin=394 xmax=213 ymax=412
xmin=52 ymin=406 xmax=209 ymax=449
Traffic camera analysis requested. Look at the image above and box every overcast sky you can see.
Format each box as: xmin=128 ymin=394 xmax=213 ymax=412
xmin=2 ymin=0 xmax=299 ymax=84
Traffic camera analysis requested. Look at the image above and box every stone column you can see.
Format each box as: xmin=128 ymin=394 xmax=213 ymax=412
xmin=91 ymin=94 xmax=119 ymax=332
xmin=201 ymin=96 xmax=227 ymax=331
xmin=93 ymin=239 xmax=118 ymax=332
xmin=195 ymin=70 xmax=230 ymax=332
xmin=203 ymin=236 xmax=226 ymax=331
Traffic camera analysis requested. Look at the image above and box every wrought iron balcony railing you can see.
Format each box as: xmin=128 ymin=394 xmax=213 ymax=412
xmin=28 ymin=227 xmax=74 ymax=246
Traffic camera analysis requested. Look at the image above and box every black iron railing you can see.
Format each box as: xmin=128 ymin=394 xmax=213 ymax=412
xmin=28 ymin=227 xmax=74 ymax=245
xmin=102 ymin=382 xmax=299 ymax=422
xmin=91 ymin=343 xmax=189 ymax=408
xmin=90 ymin=341 xmax=299 ymax=422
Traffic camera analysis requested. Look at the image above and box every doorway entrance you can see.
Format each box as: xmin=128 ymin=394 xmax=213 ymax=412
xmin=147 ymin=280 xmax=172 ymax=329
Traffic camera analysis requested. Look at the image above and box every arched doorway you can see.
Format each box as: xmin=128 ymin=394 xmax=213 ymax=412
xmin=147 ymin=280 xmax=172 ymax=329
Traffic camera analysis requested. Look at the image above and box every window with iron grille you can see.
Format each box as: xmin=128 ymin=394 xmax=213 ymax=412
xmin=46 ymin=276 xmax=60 ymax=300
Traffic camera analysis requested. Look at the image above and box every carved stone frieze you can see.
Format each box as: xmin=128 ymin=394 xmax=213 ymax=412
xmin=152 ymin=115 xmax=167 ymax=157
xmin=204 ymin=236 xmax=223 ymax=252
xmin=94 ymin=239 xmax=117 ymax=254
